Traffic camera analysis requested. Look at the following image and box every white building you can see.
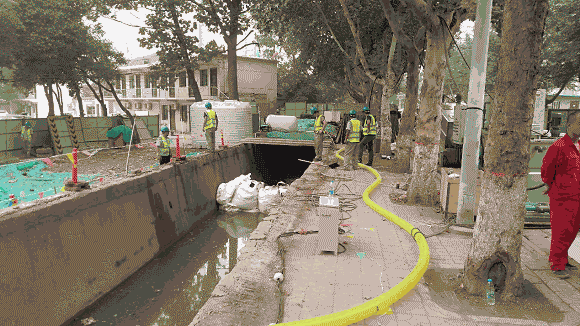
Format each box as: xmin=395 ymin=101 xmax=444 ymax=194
xmin=85 ymin=53 xmax=277 ymax=133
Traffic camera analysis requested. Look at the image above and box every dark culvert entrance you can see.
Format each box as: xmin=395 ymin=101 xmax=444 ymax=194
xmin=61 ymin=143 xmax=314 ymax=326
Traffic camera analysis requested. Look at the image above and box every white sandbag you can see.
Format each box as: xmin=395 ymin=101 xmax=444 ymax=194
xmin=266 ymin=115 xmax=298 ymax=132
xmin=258 ymin=182 xmax=288 ymax=213
xmin=216 ymin=173 xmax=251 ymax=205
xmin=230 ymin=180 xmax=262 ymax=210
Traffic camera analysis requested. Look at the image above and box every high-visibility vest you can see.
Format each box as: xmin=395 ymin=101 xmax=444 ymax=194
xmin=159 ymin=136 xmax=171 ymax=156
xmin=205 ymin=110 xmax=216 ymax=131
xmin=21 ymin=127 xmax=31 ymax=141
xmin=348 ymin=119 xmax=361 ymax=143
xmin=314 ymin=115 xmax=324 ymax=132
xmin=362 ymin=114 xmax=377 ymax=136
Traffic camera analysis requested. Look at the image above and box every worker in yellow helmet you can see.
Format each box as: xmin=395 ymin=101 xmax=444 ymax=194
xmin=343 ymin=110 xmax=361 ymax=171
xmin=21 ymin=121 xmax=35 ymax=157
xmin=312 ymin=107 xmax=327 ymax=161
xmin=156 ymin=126 xmax=172 ymax=165
xmin=358 ymin=106 xmax=377 ymax=166
xmin=203 ymin=102 xmax=219 ymax=152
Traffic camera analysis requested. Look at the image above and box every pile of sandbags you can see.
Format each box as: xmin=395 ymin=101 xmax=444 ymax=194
xmin=217 ymin=173 xmax=288 ymax=213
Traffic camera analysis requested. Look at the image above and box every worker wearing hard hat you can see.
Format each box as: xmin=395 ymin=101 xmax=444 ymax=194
xmin=312 ymin=107 xmax=327 ymax=161
xmin=343 ymin=110 xmax=361 ymax=171
xmin=21 ymin=121 xmax=35 ymax=157
xmin=203 ymin=102 xmax=219 ymax=152
xmin=358 ymin=107 xmax=377 ymax=166
xmin=156 ymin=126 xmax=173 ymax=165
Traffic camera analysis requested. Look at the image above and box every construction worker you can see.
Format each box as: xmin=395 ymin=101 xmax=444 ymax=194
xmin=156 ymin=126 xmax=172 ymax=165
xmin=21 ymin=121 xmax=34 ymax=157
xmin=343 ymin=110 xmax=361 ymax=171
xmin=203 ymin=102 xmax=219 ymax=152
xmin=358 ymin=106 xmax=377 ymax=166
xmin=312 ymin=107 xmax=327 ymax=161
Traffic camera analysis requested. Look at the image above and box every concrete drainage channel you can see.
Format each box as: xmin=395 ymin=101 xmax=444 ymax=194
xmin=190 ymin=164 xmax=323 ymax=326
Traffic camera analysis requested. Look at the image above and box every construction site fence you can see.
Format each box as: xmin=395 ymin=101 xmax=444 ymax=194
xmin=0 ymin=116 xmax=159 ymax=163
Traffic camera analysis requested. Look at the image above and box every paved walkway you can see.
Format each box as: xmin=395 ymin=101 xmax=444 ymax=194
xmin=277 ymin=157 xmax=580 ymax=326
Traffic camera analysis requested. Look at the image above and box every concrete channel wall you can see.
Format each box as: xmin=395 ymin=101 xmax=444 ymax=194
xmin=0 ymin=144 xmax=257 ymax=326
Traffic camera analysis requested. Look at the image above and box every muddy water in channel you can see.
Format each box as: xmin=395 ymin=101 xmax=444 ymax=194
xmin=62 ymin=210 xmax=266 ymax=326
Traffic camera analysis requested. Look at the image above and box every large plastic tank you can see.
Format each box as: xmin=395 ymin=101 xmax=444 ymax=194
xmin=265 ymin=115 xmax=298 ymax=132
xmin=190 ymin=100 xmax=252 ymax=147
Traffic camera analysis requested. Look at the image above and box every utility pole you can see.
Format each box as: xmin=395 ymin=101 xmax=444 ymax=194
xmin=456 ymin=0 xmax=493 ymax=225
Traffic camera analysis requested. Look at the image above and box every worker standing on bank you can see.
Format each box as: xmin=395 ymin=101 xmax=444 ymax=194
xmin=21 ymin=121 xmax=33 ymax=157
xmin=541 ymin=110 xmax=580 ymax=280
xmin=343 ymin=110 xmax=361 ymax=171
xmin=203 ymin=102 xmax=219 ymax=152
xmin=312 ymin=107 xmax=327 ymax=161
xmin=157 ymin=126 xmax=172 ymax=165
xmin=358 ymin=106 xmax=377 ymax=166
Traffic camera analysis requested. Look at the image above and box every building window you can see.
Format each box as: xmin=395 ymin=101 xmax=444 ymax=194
xmin=144 ymin=59 xmax=149 ymax=64
xmin=179 ymin=71 xmax=187 ymax=87
xmin=121 ymin=76 xmax=126 ymax=89
xmin=572 ymin=101 xmax=579 ymax=110
xmin=87 ymin=106 xmax=95 ymax=116
xmin=129 ymin=75 xmax=135 ymax=89
xmin=181 ymin=105 xmax=188 ymax=122
xmin=136 ymin=75 xmax=141 ymax=88
xmin=162 ymin=105 xmax=169 ymax=120
xmin=145 ymin=75 xmax=150 ymax=88
xmin=200 ymin=69 xmax=208 ymax=87
xmin=138 ymin=102 xmax=142 ymax=110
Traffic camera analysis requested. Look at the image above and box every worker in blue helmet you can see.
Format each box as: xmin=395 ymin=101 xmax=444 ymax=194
xmin=203 ymin=102 xmax=219 ymax=152
xmin=312 ymin=107 xmax=327 ymax=161
xmin=21 ymin=121 xmax=35 ymax=157
xmin=358 ymin=106 xmax=377 ymax=166
xmin=343 ymin=110 xmax=361 ymax=171
xmin=156 ymin=126 xmax=173 ymax=165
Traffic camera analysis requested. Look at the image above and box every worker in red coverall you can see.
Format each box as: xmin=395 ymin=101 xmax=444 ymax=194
xmin=541 ymin=110 xmax=580 ymax=279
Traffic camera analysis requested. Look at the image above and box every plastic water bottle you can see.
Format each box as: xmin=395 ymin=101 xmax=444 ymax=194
xmin=329 ymin=180 xmax=335 ymax=196
xmin=486 ymin=279 xmax=495 ymax=306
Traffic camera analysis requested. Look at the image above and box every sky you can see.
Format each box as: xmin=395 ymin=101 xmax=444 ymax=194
xmin=97 ymin=9 xmax=260 ymax=60
xmin=98 ymin=9 xmax=475 ymax=61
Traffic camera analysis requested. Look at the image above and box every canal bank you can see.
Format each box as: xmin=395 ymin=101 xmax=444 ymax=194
xmin=0 ymin=142 xmax=317 ymax=326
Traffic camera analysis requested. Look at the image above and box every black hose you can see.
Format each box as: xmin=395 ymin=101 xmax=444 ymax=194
xmin=527 ymin=183 xmax=546 ymax=191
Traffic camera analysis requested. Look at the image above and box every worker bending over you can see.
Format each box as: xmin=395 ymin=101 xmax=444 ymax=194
xmin=312 ymin=107 xmax=327 ymax=161
xmin=157 ymin=126 xmax=173 ymax=165
xmin=358 ymin=106 xmax=377 ymax=166
xmin=541 ymin=110 xmax=580 ymax=279
xmin=203 ymin=102 xmax=219 ymax=152
xmin=343 ymin=110 xmax=361 ymax=171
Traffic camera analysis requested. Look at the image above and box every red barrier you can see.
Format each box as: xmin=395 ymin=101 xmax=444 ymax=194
xmin=176 ymin=135 xmax=181 ymax=157
xmin=72 ymin=148 xmax=78 ymax=184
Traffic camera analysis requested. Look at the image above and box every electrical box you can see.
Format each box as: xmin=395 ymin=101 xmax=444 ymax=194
xmin=452 ymin=104 xmax=466 ymax=145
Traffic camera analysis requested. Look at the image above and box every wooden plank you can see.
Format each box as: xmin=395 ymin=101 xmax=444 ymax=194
xmin=318 ymin=206 xmax=340 ymax=254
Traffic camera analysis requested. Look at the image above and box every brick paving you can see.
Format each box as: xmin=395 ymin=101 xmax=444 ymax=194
xmin=274 ymin=147 xmax=580 ymax=326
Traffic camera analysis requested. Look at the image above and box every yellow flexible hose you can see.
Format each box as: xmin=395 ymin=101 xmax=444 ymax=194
xmin=277 ymin=147 xmax=430 ymax=325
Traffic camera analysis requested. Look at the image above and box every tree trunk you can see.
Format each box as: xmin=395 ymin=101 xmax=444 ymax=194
xmin=186 ymin=67 xmax=202 ymax=102
xmin=44 ymin=83 xmax=55 ymax=116
xmin=55 ymin=84 xmax=64 ymax=115
xmin=406 ymin=24 xmax=450 ymax=206
xmin=394 ymin=49 xmax=420 ymax=174
xmin=73 ymin=83 xmax=85 ymax=118
xmin=225 ymin=35 xmax=239 ymax=101
xmin=85 ymin=80 xmax=108 ymax=116
xmin=98 ymin=85 xmax=107 ymax=117
xmin=378 ymin=35 xmax=398 ymax=158
xmin=105 ymin=80 xmax=135 ymax=126
xmin=463 ymin=0 xmax=549 ymax=302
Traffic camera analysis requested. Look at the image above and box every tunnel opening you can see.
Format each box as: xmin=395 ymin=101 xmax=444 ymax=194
xmin=249 ymin=144 xmax=317 ymax=186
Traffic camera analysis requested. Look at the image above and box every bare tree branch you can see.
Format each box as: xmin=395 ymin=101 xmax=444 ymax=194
xmin=338 ymin=0 xmax=369 ymax=72
xmin=237 ymin=41 xmax=259 ymax=51
xmin=546 ymin=71 xmax=577 ymax=105
xmin=237 ymin=30 xmax=254 ymax=46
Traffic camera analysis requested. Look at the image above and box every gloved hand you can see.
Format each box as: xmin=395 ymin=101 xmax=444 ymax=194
xmin=543 ymin=185 xmax=551 ymax=195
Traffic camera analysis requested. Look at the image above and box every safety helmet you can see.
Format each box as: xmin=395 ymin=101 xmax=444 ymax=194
xmin=363 ymin=106 xmax=370 ymax=113
xmin=205 ymin=102 xmax=212 ymax=109
xmin=310 ymin=107 xmax=318 ymax=114
xmin=161 ymin=126 xmax=170 ymax=132
xmin=25 ymin=122 xmax=31 ymax=127
xmin=349 ymin=110 xmax=357 ymax=117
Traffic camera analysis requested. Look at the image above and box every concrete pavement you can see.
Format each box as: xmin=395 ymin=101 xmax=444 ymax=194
xmin=271 ymin=151 xmax=580 ymax=326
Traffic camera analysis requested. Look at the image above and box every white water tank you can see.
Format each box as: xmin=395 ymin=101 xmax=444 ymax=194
xmin=190 ymin=100 xmax=252 ymax=147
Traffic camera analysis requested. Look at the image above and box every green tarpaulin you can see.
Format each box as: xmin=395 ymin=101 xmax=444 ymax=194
xmin=106 ymin=125 xmax=134 ymax=143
